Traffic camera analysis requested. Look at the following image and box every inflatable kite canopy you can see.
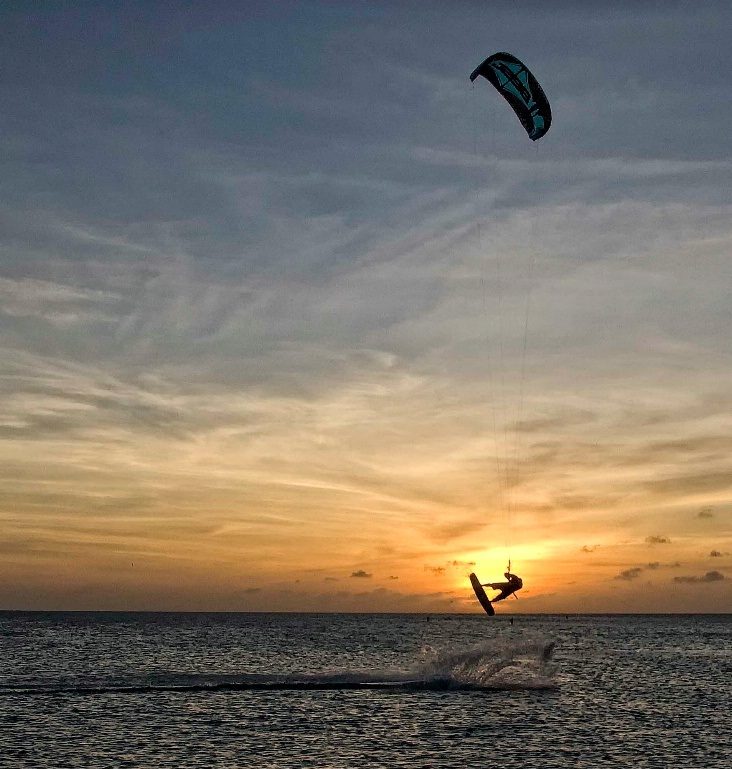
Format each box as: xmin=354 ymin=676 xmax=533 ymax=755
xmin=470 ymin=51 xmax=551 ymax=141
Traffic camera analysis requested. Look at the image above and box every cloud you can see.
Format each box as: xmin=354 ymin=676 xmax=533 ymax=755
xmin=615 ymin=567 xmax=643 ymax=581
xmin=618 ymin=561 xmax=681 ymax=581
xmin=645 ymin=535 xmax=671 ymax=545
xmin=3 ymin=2 xmax=732 ymax=614
xmin=425 ymin=566 xmax=446 ymax=575
xmin=448 ymin=559 xmax=476 ymax=567
xmin=388 ymin=575 xmax=399 ymax=580
xmin=709 ymin=550 xmax=728 ymax=558
xmin=0 ymin=276 xmax=121 ymax=327
xmin=581 ymin=544 xmax=600 ymax=553
xmin=242 ymin=587 xmax=261 ymax=594
xmin=674 ymin=571 xmax=726 ymax=584
xmin=645 ymin=473 xmax=732 ymax=498
xmin=324 ymin=576 xmax=339 ymax=581
xmin=350 ymin=570 xmax=372 ymax=578
xmin=697 ymin=507 xmax=714 ymax=519
xmin=428 ymin=519 xmax=487 ymax=543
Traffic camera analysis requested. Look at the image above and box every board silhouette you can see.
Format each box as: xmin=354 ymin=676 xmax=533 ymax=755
xmin=469 ymin=573 xmax=495 ymax=616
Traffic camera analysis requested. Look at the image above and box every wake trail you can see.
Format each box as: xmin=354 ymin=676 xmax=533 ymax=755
xmin=1 ymin=638 xmax=558 ymax=697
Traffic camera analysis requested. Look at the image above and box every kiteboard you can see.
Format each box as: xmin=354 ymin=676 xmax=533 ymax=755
xmin=469 ymin=572 xmax=495 ymax=616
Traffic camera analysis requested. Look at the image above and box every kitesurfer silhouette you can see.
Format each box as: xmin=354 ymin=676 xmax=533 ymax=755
xmin=482 ymin=572 xmax=523 ymax=603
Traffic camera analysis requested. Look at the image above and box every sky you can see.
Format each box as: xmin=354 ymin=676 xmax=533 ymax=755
xmin=1 ymin=1 xmax=731 ymax=612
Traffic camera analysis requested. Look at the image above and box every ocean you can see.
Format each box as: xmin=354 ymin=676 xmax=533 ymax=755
xmin=1 ymin=612 xmax=729 ymax=768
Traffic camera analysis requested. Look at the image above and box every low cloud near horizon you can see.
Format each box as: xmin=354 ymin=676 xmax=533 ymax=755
xmin=674 ymin=571 xmax=726 ymax=585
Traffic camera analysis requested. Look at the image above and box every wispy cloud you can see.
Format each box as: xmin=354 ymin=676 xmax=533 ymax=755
xmin=2 ymin=2 xmax=732 ymax=611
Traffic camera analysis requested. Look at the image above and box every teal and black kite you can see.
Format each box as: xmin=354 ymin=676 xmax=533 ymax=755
xmin=470 ymin=52 xmax=551 ymax=141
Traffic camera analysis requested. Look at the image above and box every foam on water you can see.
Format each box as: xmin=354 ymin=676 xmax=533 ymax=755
xmin=0 ymin=636 xmax=557 ymax=695
xmin=416 ymin=636 xmax=558 ymax=689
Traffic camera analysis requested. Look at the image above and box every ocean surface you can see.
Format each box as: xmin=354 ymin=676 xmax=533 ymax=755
xmin=0 ymin=612 xmax=730 ymax=768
